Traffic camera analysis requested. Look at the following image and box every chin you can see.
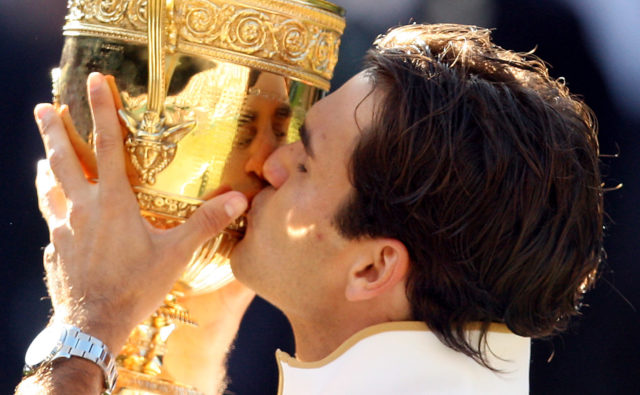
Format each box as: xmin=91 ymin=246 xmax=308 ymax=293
xmin=229 ymin=236 xmax=251 ymax=279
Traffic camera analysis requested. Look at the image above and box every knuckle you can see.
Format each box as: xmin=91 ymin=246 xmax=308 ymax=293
xmin=90 ymin=92 xmax=106 ymax=107
xmin=35 ymin=176 xmax=54 ymax=200
xmin=39 ymin=191 xmax=59 ymax=218
xmin=67 ymin=200 xmax=89 ymax=227
xmin=39 ymin=116 xmax=54 ymax=135
xmin=98 ymin=189 xmax=134 ymax=215
xmin=35 ymin=160 xmax=54 ymax=187
xmin=36 ymin=159 xmax=51 ymax=176
xmin=45 ymin=183 xmax=63 ymax=201
xmin=94 ymin=129 xmax=119 ymax=153
xmin=50 ymin=223 xmax=69 ymax=243
xmin=44 ymin=243 xmax=56 ymax=257
xmin=197 ymin=206 xmax=229 ymax=235
xmin=43 ymin=244 xmax=58 ymax=269
xmin=35 ymin=171 xmax=45 ymax=190
xmin=47 ymin=149 xmax=67 ymax=172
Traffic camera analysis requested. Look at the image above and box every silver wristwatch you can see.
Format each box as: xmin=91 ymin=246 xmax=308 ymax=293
xmin=24 ymin=323 xmax=118 ymax=394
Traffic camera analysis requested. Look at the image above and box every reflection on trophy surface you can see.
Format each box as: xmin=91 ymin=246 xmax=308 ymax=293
xmin=220 ymin=71 xmax=293 ymax=201
xmin=53 ymin=0 xmax=344 ymax=393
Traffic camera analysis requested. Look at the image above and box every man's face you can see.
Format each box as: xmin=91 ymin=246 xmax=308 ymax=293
xmin=220 ymin=72 xmax=292 ymax=201
xmin=230 ymin=72 xmax=377 ymax=317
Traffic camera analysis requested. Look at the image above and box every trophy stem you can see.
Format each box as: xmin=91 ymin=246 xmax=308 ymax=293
xmin=147 ymin=0 xmax=167 ymax=115
xmin=115 ymin=291 xmax=201 ymax=394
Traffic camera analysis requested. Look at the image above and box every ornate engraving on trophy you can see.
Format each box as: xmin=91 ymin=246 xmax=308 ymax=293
xmin=136 ymin=189 xmax=200 ymax=226
xmin=65 ymin=0 xmax=343 ymax=89
xmin=120 ymin=110 xmax=196 ymax=184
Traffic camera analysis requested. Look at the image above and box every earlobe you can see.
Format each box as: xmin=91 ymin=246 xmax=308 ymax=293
xmin=345 ymin=239 xmax=409 ymax=302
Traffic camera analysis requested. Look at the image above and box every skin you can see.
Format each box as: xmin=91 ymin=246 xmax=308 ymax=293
xmin=17 ymin=73 xmax=251 ymax=394
xmin=17 ymin=71 xmax=412 ymax=393
xmin=165 ymin=72 xmax=291 ymax=392
xmin=219 ymin=72 xmax=292 ymax=200
xmin=231 ymin=72 xmax=412 ymax=360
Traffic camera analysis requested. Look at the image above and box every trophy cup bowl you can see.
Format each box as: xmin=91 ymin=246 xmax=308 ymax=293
xmin=53 ymin=0 xmax=344 ymax=393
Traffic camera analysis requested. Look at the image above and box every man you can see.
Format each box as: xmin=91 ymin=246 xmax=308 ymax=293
xmin=17 ymin=24 xmax=602 ymax=394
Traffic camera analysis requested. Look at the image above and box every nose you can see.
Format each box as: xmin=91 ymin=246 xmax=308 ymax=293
xmin=244 ymin=123 xmax=280 ymax=178
xmin=262 ymin=141 xmax=300 ymax=188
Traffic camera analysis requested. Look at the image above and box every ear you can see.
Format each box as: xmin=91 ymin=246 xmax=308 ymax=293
xmin=344 ymin=238 xmax=409 ymax=302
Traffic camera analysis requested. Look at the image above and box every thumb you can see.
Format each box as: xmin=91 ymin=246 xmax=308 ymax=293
xmin=167 ymin=191 xmax=248 ymax=257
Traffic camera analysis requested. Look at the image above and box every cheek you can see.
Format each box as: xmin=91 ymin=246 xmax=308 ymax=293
xmin=232 ymin=151 xmax=251 ymax=169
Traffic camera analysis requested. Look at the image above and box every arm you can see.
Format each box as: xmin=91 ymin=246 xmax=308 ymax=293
xmin=15 ymin=72 xmax=249 ymax=394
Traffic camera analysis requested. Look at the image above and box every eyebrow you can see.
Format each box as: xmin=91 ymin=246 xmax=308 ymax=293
xmin=299 ymin=122 xmax=315 ymax=159
xmin=276 ymin=104 xmax=292 ymax=119
xmin=238 ymin=110 xmax=257 ymax=125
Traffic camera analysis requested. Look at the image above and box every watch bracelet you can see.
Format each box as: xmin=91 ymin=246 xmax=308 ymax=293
xmin=24 ymin=324 xmax=118 ymax=394
xmin=60 ymin=325 xmax=118 ymax=394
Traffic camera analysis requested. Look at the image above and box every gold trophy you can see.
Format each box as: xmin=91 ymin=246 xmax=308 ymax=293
xmin=53 ymin=0 xmax=345 ymax=393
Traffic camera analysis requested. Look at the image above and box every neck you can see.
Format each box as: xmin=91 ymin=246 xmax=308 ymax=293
xmin=285 ymin=281 xmax=413 ymax=361
xmin=287 ymin=301 xmax=411 ymax=362
xmin=287 ymin=315 xmax=373 ymax=362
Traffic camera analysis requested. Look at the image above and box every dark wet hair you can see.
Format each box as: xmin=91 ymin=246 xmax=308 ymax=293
xmin=334 ymin=24 xmax=603 ymax=368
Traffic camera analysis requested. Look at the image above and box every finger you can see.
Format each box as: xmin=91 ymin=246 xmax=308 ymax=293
xmin=164 ymin=191 xmax=248 ymax=260
xmin=43 ymin=243 xmax=57 ymax=272
xmin=200 ymin=185 xmax=232 ymax=201
xmin=35 ymin=104 xmax=87 ymax=199
xmin=104 ymin=75 xmax=125 ymax=116
xmin=87 ymin=72 xmax=128 ymax=191
xmin=35 ymin=160 xmax=68 ymax=226
xmin=59 ymin=105 xmax=98 ymax=180
xmin=35 ymin=161 xmax=76 ymax=251
xmin=103 ymin=75 xmax=141 ymax=186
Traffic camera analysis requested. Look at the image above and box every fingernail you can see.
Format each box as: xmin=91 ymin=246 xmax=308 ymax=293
xmin=224 ymin=195 xmax=248 ymax=217
xmin=35 ymin=104 xmax=53 ymax=124
xmin=88 ymin=72 xmax=105 ymax=92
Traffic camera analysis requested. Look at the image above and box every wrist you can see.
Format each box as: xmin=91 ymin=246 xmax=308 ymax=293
xmin=17 ymin=356 xmax=105 ymax=395
xmin=51 ymin=306 xmax=131 ymax=353
xmin=23 ymin=323 xmax=119 ymax=394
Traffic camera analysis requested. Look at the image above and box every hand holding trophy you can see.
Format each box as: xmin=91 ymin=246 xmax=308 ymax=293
xmin=51 ymin=0 xmax=345 ymax=393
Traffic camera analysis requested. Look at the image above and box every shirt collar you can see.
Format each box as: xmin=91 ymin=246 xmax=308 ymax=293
xmin=276 ymin=321 xmax=529 ymax=394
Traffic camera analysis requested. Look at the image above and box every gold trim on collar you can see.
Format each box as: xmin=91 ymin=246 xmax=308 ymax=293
xmin=276 ymin=321 xmax=428 ymax=393
xmin=278 ymin=321 xmax=427 ymax=369
xmin=275 ymin=321 xmax=512 ymax=394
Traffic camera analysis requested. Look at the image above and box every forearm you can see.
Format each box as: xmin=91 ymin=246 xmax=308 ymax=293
xmin=16 ymin=357 xmax=104 ymax=395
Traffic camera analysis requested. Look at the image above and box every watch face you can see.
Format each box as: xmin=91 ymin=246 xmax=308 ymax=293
xmin=25 ymin=325 xmax=65 ymax=368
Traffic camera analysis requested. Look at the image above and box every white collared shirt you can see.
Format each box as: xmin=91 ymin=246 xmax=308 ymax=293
xmin=276 ymin=321 xmax=530 ymax=394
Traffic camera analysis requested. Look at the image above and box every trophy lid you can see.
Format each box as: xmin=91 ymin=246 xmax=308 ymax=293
xmin=63 ymin=0 xmax=346 ymax=90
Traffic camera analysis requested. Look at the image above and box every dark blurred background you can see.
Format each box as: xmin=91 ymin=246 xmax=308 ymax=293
xmin=1 ymin=0 xmax=638 ymax=393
